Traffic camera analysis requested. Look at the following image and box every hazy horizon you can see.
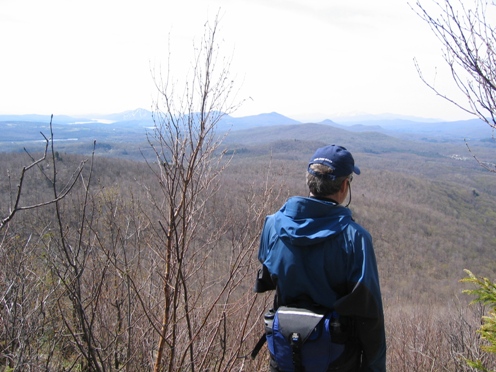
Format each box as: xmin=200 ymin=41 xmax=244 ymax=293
xmin=0 ymin=0 xmax=478 ymax=122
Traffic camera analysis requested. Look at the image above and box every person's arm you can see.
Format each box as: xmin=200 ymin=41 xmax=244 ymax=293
xmin=254 ymin=216 xmax=277 ymax=293
xmin=334 ymin=228 xmax=386 ymax=372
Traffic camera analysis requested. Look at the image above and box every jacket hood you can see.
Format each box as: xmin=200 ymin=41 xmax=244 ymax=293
xmin=273 ymin=196 xmax=352 ymax=247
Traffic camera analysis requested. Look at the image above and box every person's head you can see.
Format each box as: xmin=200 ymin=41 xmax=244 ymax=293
xmin=306 ymin=145 xmax=360 ymax=203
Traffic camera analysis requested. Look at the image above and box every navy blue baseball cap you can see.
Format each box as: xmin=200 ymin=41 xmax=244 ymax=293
xmin=308 ymin=145 xmax=360 ymax=180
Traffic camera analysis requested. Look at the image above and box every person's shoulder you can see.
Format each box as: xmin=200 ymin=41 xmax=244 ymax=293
xmin=264 ymin=213 xmax=274 ymax=224
xmin=346 ymin=219 xmax=372 ymax=240
xmin=263 ymin=212 xmax=277 ymax=229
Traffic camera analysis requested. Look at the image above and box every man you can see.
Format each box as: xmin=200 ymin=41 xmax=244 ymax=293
xmin=256 ymin=144 xmax=386 ymax=371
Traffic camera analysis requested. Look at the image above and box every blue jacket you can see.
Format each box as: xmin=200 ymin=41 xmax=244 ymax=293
xmin=258 ymin=196 xmax=386 ymax=371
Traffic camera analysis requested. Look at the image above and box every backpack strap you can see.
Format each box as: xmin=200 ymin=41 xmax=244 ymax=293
xmin=250 ymin=333 xmax=266 ymax=359
xmin=290 ymin=332 xmax=304 ymax=372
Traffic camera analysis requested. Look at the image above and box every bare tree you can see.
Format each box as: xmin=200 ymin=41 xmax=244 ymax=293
xmin=413 ymin=0 xmax=496 ymax=172
xmin=0 ymin=119 xmax=90 ymax=370
xmin=144 ymin=14 xmax=266 ymax=371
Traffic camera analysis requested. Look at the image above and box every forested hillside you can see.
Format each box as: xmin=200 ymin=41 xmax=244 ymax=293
xmin=222 ymin=125 xmax=496 ymax=300
xmin=1 ymin=123 xmax=495 ymax=370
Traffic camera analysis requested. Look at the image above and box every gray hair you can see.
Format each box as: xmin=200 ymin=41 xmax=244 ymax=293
xmin=306 ymin=163 xmax=349 ymax=196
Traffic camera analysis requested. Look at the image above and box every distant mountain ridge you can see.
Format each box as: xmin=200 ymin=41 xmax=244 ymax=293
xmin=0 ymin=109 xmax=493 ymax=145
xmin=220 ymin=111 xmax=300 ymax=130
xmin=89 ymin=108 xmax=153 ymax=122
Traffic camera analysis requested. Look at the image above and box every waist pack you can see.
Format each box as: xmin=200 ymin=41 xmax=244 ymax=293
xmin=265 ymin=306 xmax=347 ymax=372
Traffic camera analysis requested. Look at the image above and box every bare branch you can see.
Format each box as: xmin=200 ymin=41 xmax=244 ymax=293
xmin=1 ymin=116 xmax=85 ymax=230
xmin=413 ymin=0 xmax=496 ymax=129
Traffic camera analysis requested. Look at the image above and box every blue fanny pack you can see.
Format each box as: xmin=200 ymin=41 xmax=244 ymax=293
xmin=265 ymin=306 xmax=345 ymax=372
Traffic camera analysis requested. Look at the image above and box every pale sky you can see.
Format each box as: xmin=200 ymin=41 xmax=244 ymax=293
xmin=0 ymin=0 xmax=475 ymax=121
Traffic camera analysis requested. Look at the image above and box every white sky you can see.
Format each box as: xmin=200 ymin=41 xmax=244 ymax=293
xmin=0 ymin=0 xmax=475 ymax=121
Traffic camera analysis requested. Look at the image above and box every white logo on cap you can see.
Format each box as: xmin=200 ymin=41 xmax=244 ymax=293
xmin=313 ymin=157 xmax=333 ymax=163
